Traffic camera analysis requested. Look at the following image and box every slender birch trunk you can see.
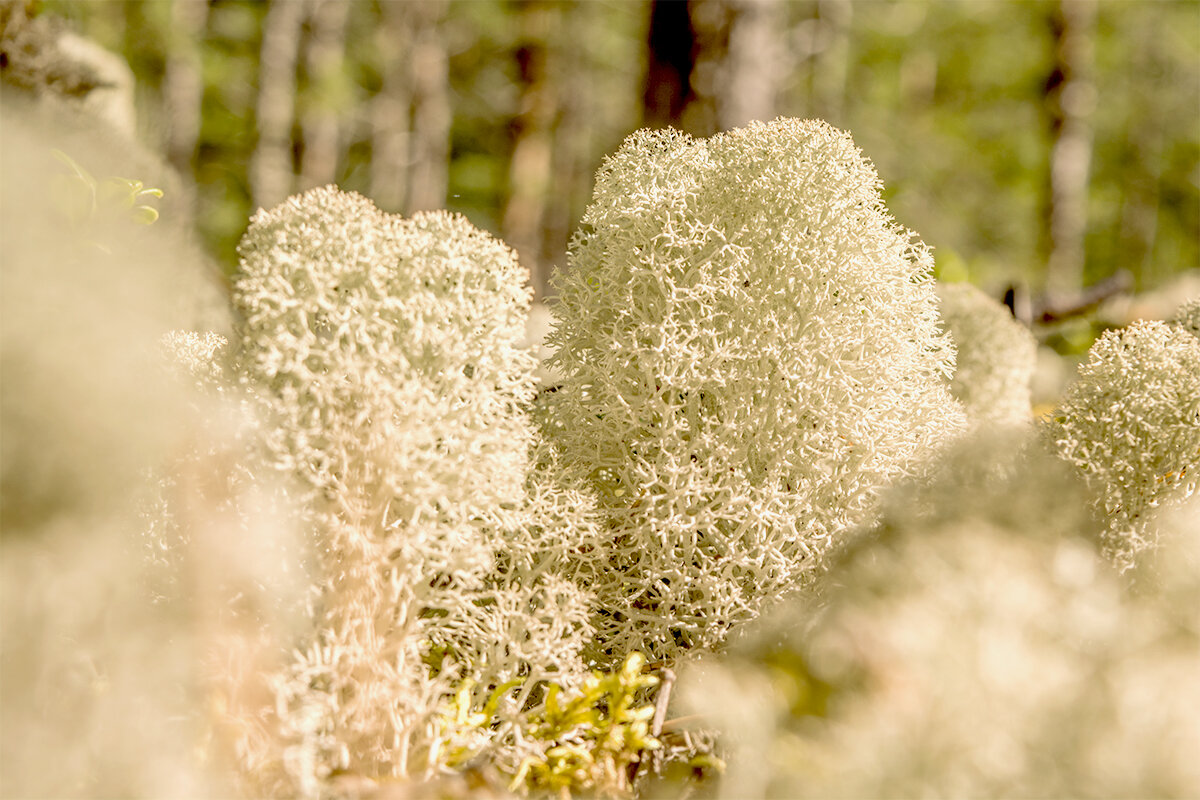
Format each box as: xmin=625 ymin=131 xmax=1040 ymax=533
xmin=406 ymin=0 xmax=450 ymax=213
xmin=369 ymin=0 xmax=414 ymax=213
xmin=298 ymin=0 xmax=350 ymax=190
xmin=250 ymin=0 xmax=307 ymax=211
xmin=1044 ymin=0 xmax=1097 ymax=303
xmin=716 ymin=0 xmax=785 ymax=130
xmin=810 ymin=0 xmax=850 ymax=122
xmin=162 ymin=0 xmax=209 ymax=174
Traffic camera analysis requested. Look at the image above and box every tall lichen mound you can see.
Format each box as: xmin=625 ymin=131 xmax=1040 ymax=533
xmin=544 ymin=118 xmax=966 ymax=665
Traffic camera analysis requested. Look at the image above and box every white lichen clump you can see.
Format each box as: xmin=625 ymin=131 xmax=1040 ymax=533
xmin=232 ymin=186 xmax=596 ymax=791
xmin=937 ymin=281 xmax=1037 ymax=426
xmin=544 ymin=118 xmax=965 ymax=664
xmin=1041 ymin=317 xmax=1200 ymax=571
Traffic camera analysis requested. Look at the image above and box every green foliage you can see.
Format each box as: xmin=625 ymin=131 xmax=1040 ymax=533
xmin=41 ymin=0 xmax=1196 ymax=296
xmin=50 ymin=148 xmax=163 ymax=233
xmin=441 ymin=652 xmax=661 ymax=797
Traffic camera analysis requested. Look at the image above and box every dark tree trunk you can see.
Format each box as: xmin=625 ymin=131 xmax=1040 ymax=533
xmin=643 ymin=0 xmax=784 ymax=136
xmin=1042 ymin=0 xmax=1097 ymax=303
xmin=643 ymin=0 xmax=696 ymax=130
xmin=503 ymin=0 xmax=560 ymax=299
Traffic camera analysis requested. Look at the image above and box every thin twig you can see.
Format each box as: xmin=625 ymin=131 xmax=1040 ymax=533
xmin=630 ymin=667 xmax=676 ymax=788
xmin=652 ymin=668 xmax=676 ymax=738
xmin=659 ymin=712 xmax=707 ymax=733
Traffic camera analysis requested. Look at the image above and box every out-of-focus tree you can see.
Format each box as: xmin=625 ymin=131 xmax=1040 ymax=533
xmin=1042 ymin=0 xmax=1097 ymax=306
xmin=249 ymin=0 xmax=305 ymax=212
xmin=690 ymin=0 xmax=788 ymax=132
xmin=503 ymin=0 xmax=558 ymax=298
xmin=643 ymin=0 xmax=695 ymax=130
xmin=368 ymin=0 xmax=413 ymax=213
xmin=642 ymin=0 xmax=789 ymax=136
xmin=406 ymin=0 xmax=451 ymax=213
xmin=38 ymin=0 xmax=1196 ymax=311
xmin=1088 ymin=0 xmax=1199 ymax=292
xmin=297 ymin=0 xmax=350 ymax=191
xmin=449 ymin=0 xmax=644 ymax=298
xmin=161 ymin=0 xmax=208 ymax=174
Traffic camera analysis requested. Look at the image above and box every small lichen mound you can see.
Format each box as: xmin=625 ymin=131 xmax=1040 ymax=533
xmin=1041 ymin=318 xmax=1200 ymax=571
xmin=544 ymin=118 xmax=966 ymax=665
xmin=1172 ymin=296 xmax=1200 ymax=340
xmin=937 ymin=281 xmax=1036 ymax=426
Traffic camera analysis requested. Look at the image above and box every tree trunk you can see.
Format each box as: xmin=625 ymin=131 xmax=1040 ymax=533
xmin=503 ymin=0 xmax=560 ymax=299
xmin=1043 ymin=0 xmax=1097 ymax=303
xmin=406 ymin=0 xmax=450 ymax=213
xmin=810 ymin=0 xmax=850 ymax=122
xmin=162 ymin=0 xmax=209 ymax=174
xmin=656 ymin=0 xmax=784 ymax=135
xmin=711 ymin=0 xmax=785 ymax=130
xmin=542 ymin=0 xmax=597 ymax=299
xmin=369 ymin=0 xmax=414 ymax=213
xmin=298 ymin=0 xmax=350 ymax=190
xmin=642 ymin=0 xmax=696 ymax=130
xmin=250 ymin=0 xmax=307 ymax=211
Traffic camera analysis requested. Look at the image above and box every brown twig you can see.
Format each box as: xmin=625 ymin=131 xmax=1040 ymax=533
xmin=1035 ymin=269 xmax=1133 ymax=324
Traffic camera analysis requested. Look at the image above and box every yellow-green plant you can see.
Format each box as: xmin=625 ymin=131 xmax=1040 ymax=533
xmin=440 ymin=652 xmax=662 ymax=798
xmin=51 ymin=148 xmax=163 ymax=228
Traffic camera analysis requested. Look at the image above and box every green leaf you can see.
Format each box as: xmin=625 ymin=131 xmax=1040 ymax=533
xmin=131 ymin=205 xmax=160 ymax=225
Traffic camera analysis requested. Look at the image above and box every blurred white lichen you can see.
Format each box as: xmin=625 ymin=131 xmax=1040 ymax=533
xmin=543 ymin=117 xmax=965 ymax=665
xmin=937 ymin=280 xmax=1037 ymax=426
xmin=683 ymin=433 xmax=1200 ymax=798
xmin=0 ymin=92 xmax=256 ymax=799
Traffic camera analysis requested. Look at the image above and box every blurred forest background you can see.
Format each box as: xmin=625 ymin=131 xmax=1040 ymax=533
xmin=32 ymin=0 xmax=1200 ymax=324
